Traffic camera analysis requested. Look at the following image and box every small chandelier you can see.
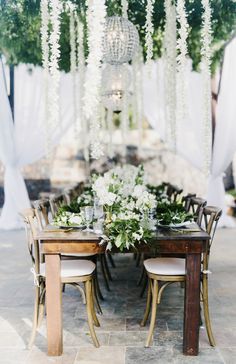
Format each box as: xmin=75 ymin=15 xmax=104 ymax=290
xmin=102 ymin=64 xmax=131 ymax=111
xmin=103 ymin=16 xmax=139 ymax=65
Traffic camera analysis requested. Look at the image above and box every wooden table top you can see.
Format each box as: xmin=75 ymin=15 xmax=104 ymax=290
xmin=36 ymin=223 xmax=210 ymax=242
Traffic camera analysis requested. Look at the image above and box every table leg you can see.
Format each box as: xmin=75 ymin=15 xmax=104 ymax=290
xmin=183 ymin=253 xmax=201 ymax=355
xmin=45 ymin=254 xmax=62 ymax=356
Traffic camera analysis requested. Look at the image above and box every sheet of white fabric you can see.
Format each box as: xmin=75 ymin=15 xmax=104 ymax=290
xmin=143 ymin=44 xmax=236 ymax=227
xmin=207 ymin=37 xmax=236 ymax=227
xmin=0 ymin=63 xmax=74 ymax=229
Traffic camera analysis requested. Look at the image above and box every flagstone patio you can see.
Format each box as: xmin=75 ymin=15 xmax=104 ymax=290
xmin=0 ymin=227 xmax=235 ymax=364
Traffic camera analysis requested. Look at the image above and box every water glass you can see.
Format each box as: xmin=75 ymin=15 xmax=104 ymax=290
xmin=84 ymin=206 xmax=94 ymax=232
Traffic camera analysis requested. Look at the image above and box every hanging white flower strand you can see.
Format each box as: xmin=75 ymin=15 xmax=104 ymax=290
xmin=163 ymin=0 xmax=177 ymax=150
xmin=132 ymin=46 xmax=144 ymax=153
xmin=83 ymin=0 xmax=106 ymax=159
xmin=121 ymin=0 xmax=128 ymax=19
xmin=69 ymin=5 xmax=78 ymax=136
xmin=201 ymin=0 xmax=212 ymax=175
xmin=145 ymin=0 xmax=154 ymax=72
xmin=176 ymin=0 xmax=189 ymax=125
xmin=40 ymin=0 xmax=50 ymax=151
xmin=76 ymin=15 xmax=88 ymax=161
xmin=48 ymin=0 xmax=62 ymax=131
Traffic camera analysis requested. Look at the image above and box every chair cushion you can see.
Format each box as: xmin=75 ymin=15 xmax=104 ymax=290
xmin=62 ymin=253 xmax=96 ymax=257
xmin=40 ymin=260 xmax=96 ymax=278
xmin=144 ymin=258 xmax=185 ymax=276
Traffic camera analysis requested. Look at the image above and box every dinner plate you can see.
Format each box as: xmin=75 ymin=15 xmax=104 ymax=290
xmin=58 ymin=225 xmax=86 ymax=229
xmin=157 ymin=221 xmax=193 ymax=228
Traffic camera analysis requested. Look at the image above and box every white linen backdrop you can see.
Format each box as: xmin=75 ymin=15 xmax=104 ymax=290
xmin=207 ymin=37 xmax=236 ymax=226
xmin=142 ymin=38 xmax=236 ymax=226
xmin=0 ymin=62 xmax=74 ymax=229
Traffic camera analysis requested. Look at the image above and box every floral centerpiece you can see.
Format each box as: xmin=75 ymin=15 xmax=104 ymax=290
xmin=52 ymin=164 xmax=193 ymax=250
xmin=92 ymin=165 xmax=157 ymax=251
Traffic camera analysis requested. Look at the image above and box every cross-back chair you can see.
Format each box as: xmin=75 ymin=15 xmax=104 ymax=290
xmin=141 ymin=205 xmax=222 ymax=347
xmin=182 ymin=193 xmax=196 ymax=212
xmin=188 ymin=196 xmax=207 ymax=224
xmin=21 ymin=208 xmax=101 ymax=349
xmin=49 ymin=194 xmax=66 ymax=218
xmin=166 ymin=183 xmax=183 ymax=202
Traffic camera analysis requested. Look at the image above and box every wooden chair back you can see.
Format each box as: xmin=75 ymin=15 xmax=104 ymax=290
xmin=182 ymin=193 xmax=197 ymax=212
xmin=188 ymin=197 xmax=207 ymax=224
xmin=33 ymin=199 xmax=51 ymax=229
xmin=20 ymin=208 xmax=40 ymax=274
xmin=166 ymin=183 xmax=183 ymax=202
xmin=49 ymin=194 xmax=66 ymax=217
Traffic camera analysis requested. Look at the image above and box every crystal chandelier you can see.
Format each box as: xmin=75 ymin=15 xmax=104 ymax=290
xmin=103 ymin=16 xmax=139 ymax=65
xmin=102 ymin=64 xmax=131 ymax=111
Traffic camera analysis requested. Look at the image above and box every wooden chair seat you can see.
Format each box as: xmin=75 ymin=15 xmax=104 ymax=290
xmin=40 ymin=260 xmax=96 ymax=278
xmin=144 ymin=257 xmax=185 ymax=276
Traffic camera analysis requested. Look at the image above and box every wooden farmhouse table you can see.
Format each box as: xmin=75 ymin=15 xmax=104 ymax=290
xmin=36 ymin=224 xmax=210 ymax=357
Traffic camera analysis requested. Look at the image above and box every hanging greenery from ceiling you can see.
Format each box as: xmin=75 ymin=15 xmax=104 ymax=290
xmin=0 ymin=0 xmax=235 ymax=74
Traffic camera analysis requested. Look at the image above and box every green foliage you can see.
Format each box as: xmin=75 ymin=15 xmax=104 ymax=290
xmin=156 ymin=201 xmax=193 ymax=225
xmin=0 ymin=0 xmax=235 ymax=73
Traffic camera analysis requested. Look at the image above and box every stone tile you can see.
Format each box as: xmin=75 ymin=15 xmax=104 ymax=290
xmin=220 ymin=348 xmax=236 ymax=364
xmin=75 ymin=346 xmax=125 ymax=364
xmin=0 ymin=349 xmax=29 ymax=364
xmin=154 ymin=331 xmax=182 ymax=348
xmin=109 ymin=331 xmax=148 ymax=346
xmin=126 ymin=317 xmax=167 ymax=332
xmin=173 ymin=347 xmax=224 ymax=363
xmin=64 ymin=331 xmax=109 ymax=347
xmin=125 ymin=346 xmax=175 ymax=364
xmin=96 ymin=317 xmax=126 ymax=331
xmin=26 ymin=347 xmax=77 ymax=364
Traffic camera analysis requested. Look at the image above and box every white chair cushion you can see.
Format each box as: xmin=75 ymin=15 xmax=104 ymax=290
xmin=144 ymin=258 xmax=185 ymax=276
xmin=40 ymin=260 xmax=96 ymax=278
xmin=62 ymin=253 xmax=96 ymax=257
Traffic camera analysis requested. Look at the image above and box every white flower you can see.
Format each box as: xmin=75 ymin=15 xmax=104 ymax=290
xmin=132 ymin=184 xmax=146 ymax=199
xmin=136 ymin=191 xmax=157 ymax=211
xmin=69 ymin=214 xmax=83 ymax=225
xmin=132 ymin=231 xmax=143 ymax=241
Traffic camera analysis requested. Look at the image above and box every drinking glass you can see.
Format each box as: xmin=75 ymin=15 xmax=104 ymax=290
xmin=94 ymin=205 xmax=104 ymax=221
xmin=84 ymin=206 xmax=94 ymax=232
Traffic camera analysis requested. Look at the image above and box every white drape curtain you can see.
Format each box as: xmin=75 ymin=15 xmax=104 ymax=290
xmin=207 ymin=37 xmax=236 ymax=226
xmin=142 ymin=38 xmax=236 ymax=226
xmin=0 ymin=62 xmax=74 ymax=229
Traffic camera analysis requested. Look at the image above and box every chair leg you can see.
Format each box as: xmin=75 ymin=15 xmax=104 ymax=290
xmin=107 ymin=252 xmax=116 ymax=268
xmin=91 ymin=280 xmax=101 ymax=325
xmin=85 ymin=280 xmax=100 ymax=348
xmin=141 ymin=278 xmax=152 ymax=327
xmin=136 ymin=253 xmax=142 ymax=267
xmin=137 ymin=266 xmax=145 ymax=286
xmin=145 ymin=279 xmax=158 ymax=347
xmin=100 ymin=255 xmax=110 ymax=291
xmin=94 ymin=269 xmax=104 ymax=301
xmin=202 ymin=276 xmax=216 ymax=346
xmin=28 ymin=286 xmax=40 ymax=349
xmin=140 ymin=274 xmax=148 ymax=298
xmin=104 ymin=254 xmax=113 ymax=281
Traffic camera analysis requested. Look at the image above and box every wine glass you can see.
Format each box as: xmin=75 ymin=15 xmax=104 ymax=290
xmin=94 ymin=205 xmax=104 ymax=221
xmin=84 ymin=206 xmax=94 ymax=232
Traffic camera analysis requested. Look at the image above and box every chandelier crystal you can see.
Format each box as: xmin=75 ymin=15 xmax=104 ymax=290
xmin=102 ymin=64 xmax=131 ymax=111
xmin=103 ymin=16 xmax=139 ymax=64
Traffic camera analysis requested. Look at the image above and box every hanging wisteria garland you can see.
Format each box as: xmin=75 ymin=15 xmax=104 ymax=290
xmin=201 ymin=0 xmax=212 ymax=175
xmin=176 ymin=0 xmax=189 ymax=126
xmin=69 ymin=4 xmax=78 ymax=135
xmin=48 ymin=0 xmax=62 ymax=130
xmin=83 ymin=0 xmax=106 ymax=159
xmin=145 ymin=0 xmax=154 ymax=72
xmin=163 ymin=0 xmax=177 ymax=150
xmin=132 ymin=47 xmax=144 ymax=152
xmin=76 ymin=14 xmax=88 ymax=161
xmin=121 ymin=0 xmax=128 ymax=19
xmin=40 ymin=0 xmax=50 ymax=151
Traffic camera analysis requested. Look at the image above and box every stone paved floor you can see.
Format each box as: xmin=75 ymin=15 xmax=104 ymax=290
xmin=0 ymin=228 xmax=236 ymax=364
